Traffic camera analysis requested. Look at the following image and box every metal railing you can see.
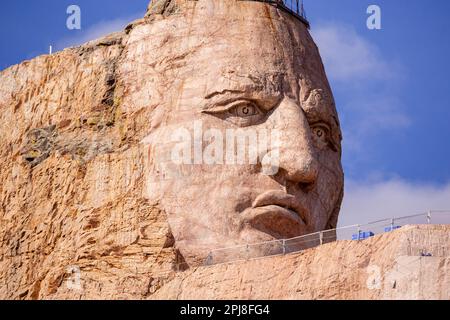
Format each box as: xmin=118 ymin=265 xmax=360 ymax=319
xmin=283 ymin=0 xmax=307 ymax=19
xmin=204 ymin=210 xmax=450 ymax=266
xmin=241 ymin=0 xmax=310 ymax=28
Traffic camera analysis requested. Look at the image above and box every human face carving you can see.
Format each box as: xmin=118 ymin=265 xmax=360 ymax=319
xmin=130 ymin=3 xmax=344 ymax=264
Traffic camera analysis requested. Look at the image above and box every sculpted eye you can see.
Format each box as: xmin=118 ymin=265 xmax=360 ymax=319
xmin=313 ymin=126 xmax=327 ymax=141
xmin=311 ymin=123 xmax=334 ymax=150
xmin=203 ymin=100 xmax=266 ymax=127
xmin=232 ymin=102 xmax=260 ymax=118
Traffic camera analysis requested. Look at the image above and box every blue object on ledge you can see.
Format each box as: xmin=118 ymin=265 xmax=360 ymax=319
xmin=352 ymin=231 xmax=375 ymax=240
xmin=384 ymin=226 xmax=402 ymax=232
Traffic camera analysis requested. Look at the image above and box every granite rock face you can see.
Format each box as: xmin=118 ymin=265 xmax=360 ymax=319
xmin=129 ymin=0 xmax=344 ymax=265
xmin=153 ymin=225 xmax=450 ymax=300
xmin=2 ymin=0 xmax=440 ymax=301
xmin=0 ymin=13 xmax=179 ymax=301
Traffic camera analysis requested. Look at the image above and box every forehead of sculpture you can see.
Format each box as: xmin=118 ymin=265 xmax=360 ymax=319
xmin=140 ymin=0 xmax=341 ymax=137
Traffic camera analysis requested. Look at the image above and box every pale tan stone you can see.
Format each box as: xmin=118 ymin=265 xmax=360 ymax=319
xmin=129 ymin=0 xmax=344 ymax=265
xmin=2 ymin=0 xmax=443 ymax=301
xmin=152 ymin=225 xmax=450 ymax=300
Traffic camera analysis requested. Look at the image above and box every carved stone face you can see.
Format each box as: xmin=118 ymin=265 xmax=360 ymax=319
xmin=123 ymin=1 xmax=343 ymax=264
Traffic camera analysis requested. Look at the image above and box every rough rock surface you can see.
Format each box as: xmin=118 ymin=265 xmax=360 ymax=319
xmin=0 ymin=5 xmax=181 ymax=301
xmin=153 ymin=225 xmax=450 ymax=300
xmin=0 ymin=0 xmax=447 ymax=300
xmin=121 ymin=0 xmax=345 ymax=265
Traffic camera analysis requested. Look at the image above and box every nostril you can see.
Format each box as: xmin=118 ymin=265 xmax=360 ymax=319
xmin=278 ymin=156 xmax=319 ymax=191
xmin=298 ymin=181 xmax=315 ymax=193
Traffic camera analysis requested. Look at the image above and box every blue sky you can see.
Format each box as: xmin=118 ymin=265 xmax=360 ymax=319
xmin=1 ymin=0 xmax=449 ymax=224
xmin=309 ymin=0 xmax=450 ymax=184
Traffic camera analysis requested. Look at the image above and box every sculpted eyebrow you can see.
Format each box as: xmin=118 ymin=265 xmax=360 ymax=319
xmin=204 ymin=89 xmax=246 ymax=100
xmin=204 ymin=88 xmax=281 ymax=112
xmin=202 ymin=92 xmax=250 ymax=112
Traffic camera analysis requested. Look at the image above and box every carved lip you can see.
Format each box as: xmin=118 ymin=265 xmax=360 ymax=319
xmin=251 ymin=190 xmax=309 ymax=225
xmin=240 ymin=190 xmax=309 ymax=238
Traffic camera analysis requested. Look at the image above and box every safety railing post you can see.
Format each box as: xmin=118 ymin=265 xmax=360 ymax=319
xmin=282 ymin=239 xmax=286 ymax=255
xmin=205 ymin=252 xmax=212 ymax=266
xmin=246 ymin=244 xmax=250 ymax=260
xmin=391 ymin=218 xmax=395 ymax=230
xmin=357 ymin=224 xmax=361 ymax=240
xmin=319 ymin=231 xmax=323 ymax=245
xmin=427 ymin=210 xmax=431 ymax=224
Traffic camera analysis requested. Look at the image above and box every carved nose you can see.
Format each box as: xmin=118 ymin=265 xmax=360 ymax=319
xmin=279 ymin=151 xmax=318 ymax=186
xmin=270 ymin=97 xmax=319 ymax=188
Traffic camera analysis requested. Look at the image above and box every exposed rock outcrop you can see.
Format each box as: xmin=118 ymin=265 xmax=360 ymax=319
xmin=154 ymin=225 xmax=450 ymax=300
xmin=0 ymin=8 xmax=180 ymax=300
xmin=0 ymin=0 xmax=447 ymax=300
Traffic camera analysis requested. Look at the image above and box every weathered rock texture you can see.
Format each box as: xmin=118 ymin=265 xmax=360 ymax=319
xmin=0 ymin=0 xmax=446 ymax=300
xmin=154 ymin=225 xmax=450 ymax=300
xmin=0 ymin=4 xmax=182 ymax=300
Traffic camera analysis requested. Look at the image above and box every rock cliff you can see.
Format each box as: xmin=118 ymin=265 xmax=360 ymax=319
xmin=0 ymin=0 xmax=448 ymax=300
xmin=0 ymin=2 xmax=182 ymax=300
xmin=154 ymin=225 xmax=450 ymax=300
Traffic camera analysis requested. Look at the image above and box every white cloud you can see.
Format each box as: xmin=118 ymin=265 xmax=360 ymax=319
xmin=312 ymin=23 xmax=392 ymax=82
xmin=339 ymin=179 xmax=450 ymax=227
xmin=312 ymin=23 xmax=411 ymax=153
xmin=55 ymin=14 xmax=141 ymax=51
